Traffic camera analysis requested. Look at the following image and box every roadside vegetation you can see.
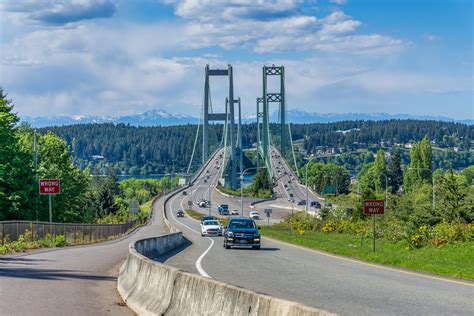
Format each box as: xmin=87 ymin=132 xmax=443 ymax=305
xmin=262 ymin=224 xmax=474 ymax=280
xmin=265 ymin=138 xmax=473 ymax=280
xmin=0 ymin=90 xmax=175 ymax=224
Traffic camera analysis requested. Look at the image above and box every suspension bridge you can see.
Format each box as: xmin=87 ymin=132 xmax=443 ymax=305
xmin=186 ymin=64 xmax=300 ymax=190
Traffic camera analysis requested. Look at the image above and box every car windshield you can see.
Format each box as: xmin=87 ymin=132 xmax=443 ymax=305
xmin=203 ymin=220 xmax=219 ymax=225
xmin=229 ymin=220 xmax=256 ymax=229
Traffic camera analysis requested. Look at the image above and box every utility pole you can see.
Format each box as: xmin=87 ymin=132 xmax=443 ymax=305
xmin=34 ymin=129 xmax=38 ymax=221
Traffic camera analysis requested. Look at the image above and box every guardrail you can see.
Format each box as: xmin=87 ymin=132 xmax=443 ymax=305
xmin=118 ymin=232 xmax=333 ymax=316
xmin=0 ymin=218 xmax=148 ymax=246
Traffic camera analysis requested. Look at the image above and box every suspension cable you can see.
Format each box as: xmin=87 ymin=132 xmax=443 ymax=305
xmin=187 ymin=93 xmax=204 ymax=174
xmin=287 ymin=106 xmax=300 ymax=177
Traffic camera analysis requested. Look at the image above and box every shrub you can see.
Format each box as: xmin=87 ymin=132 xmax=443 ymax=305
xmin=54 ymin=235 xmax=67 ymax=247
xmin=322 ymin=220 xmax=336 ymax=233
xmin=430 ymin=221 xmax=472 ymax=246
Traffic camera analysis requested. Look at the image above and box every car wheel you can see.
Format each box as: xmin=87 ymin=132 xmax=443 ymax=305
xmin=201 ymin=233 xmax=204 ymax=237
xmin=252 ymin=246 xmax=260 ymax=250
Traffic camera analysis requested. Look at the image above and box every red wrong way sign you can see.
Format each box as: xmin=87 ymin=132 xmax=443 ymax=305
xmin=39 ymin=179 xmax=61 ymax=195
xmin=364 ymin=200 xmax=385 ymax=215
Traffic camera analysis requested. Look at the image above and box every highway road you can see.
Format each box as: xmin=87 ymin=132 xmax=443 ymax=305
xmin=0 ymin=197 xmax=171 ymax=316
xmin=165 ymin=149 xmax=474 ymax=315
xmin=1 ymin=149 xmax=472 ymax=316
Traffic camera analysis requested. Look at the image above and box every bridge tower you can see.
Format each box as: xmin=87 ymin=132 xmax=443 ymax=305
xmin=257 ymin=65 xmax=286 ymax=180
xmin=202 ymin=64 xmax=239 ymax=190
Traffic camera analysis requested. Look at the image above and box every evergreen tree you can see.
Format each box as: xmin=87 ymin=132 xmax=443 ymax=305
xmin=435 ymin=168 xmax=473 ymax=223
xmin=95 ymin=168 xmax=120 ymax=217
xmin=253 ymin=168 xmax=271 ymax=196
xmin=387 ymin=149 xmax=403 ymax=193
xmin=0 ymin=90 xmax=35 ymax=220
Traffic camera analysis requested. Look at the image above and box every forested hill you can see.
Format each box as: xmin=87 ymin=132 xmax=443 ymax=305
xmin=41 ymin=120 xmax=473 ymax=175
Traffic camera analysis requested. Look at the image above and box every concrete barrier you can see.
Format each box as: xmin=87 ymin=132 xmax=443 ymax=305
xmin=118 ymin=234 xmax=334 ymax=316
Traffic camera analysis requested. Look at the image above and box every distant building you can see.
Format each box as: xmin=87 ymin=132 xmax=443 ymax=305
xmin=92 ymin=155 xmax=105 ymax=160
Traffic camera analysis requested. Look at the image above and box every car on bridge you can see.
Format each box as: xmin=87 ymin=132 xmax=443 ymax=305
xmin=198 ymin=200 xmax=207 ymax=207
xmin=218 ymin=204 xmax=229 ymax=215
xmin=231 ymin=209 xmax=239 ymax=215
xmin=201 ymin=215 xmax=215 ymax=225
xmin=176 ymin=210 xmax=185 ymax=217
xmin=223 ymin=218 xmax=261 ymax=250
xmin=201 ymin=220 xmax=223 ymax=236
xmin=249 ymin=211 xmax=260 ymax=220
xmin=310 ymin=200 xmax=321 ymax=208
xmin=297 ymin=199 xmax=306 ymax=206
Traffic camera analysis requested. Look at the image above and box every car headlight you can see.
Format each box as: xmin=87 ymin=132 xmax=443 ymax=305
xmin=227 ymin=231 xmax=234 ymax=237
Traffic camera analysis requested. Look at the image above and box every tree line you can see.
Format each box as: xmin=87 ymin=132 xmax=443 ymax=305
xmin=42 ymin=119 xmax=472 ymax=176
xmin=0 ymin=91 xmax=172 ymax=223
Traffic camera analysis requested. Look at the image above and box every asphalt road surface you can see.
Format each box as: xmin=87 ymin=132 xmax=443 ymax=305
xmin=0 ymin=197 xmax=170 ymax=316
xmin=166 ymin=149 xmax=474 ymax=315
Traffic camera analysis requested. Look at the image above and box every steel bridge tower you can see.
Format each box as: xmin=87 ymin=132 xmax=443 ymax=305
xmin=202 ymin=64 xmax=239 ymax=190
xmin=257 ymin=65 xmax=286 ymax=180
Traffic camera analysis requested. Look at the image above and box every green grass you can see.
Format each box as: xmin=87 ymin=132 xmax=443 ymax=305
xmin=139 ymin=199 xmax=154 ymax=215
xmin=184 ymin=209 xmax=229 ymax=226
xmin=261 ymin=227 xmax=474 ymax=281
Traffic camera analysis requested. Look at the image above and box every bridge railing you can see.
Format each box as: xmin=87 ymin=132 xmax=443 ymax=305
xmin=0 ymin=218 xmax=147 ymax=247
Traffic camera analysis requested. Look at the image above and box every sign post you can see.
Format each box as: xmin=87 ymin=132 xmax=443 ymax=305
xmin=264 ymin=208 xmax=272 ymax=226
xmin=39 ymin=179 xmax=61 ymax=223
xmin=129 ymin=199 xmax=139 ymax=215
xmin=364 ymin=200 xmax=385 ymax=252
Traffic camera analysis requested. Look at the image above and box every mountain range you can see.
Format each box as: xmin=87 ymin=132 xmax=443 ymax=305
xmin=21 ymin=108 xmax=473 ymax=128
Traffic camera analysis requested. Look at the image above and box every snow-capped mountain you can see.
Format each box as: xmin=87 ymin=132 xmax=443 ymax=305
xmin=22 ymin=109 xmax=199 ymax=128
xmin=21 ymin=108 xmax=472 ymax=128
xmin=276 ymin=109 xmax=473 ymax=125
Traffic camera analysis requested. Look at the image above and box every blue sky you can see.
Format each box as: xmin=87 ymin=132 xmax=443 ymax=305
xmin=0 ymin=0 xmax=472 ymax=119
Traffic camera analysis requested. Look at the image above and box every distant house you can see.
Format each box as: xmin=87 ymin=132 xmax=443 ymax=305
xmin=92 ymin=155 xmax=105 ymax=160
xmin=404 ymin=143 xmax=412 ymax=149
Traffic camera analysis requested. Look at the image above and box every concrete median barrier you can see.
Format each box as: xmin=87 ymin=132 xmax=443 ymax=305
xmin=118 ymin=233 xmax=334 ymax=316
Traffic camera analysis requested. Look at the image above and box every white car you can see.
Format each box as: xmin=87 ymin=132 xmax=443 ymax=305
xmin=231 ymin=210 xmax=239 ymax=215
xmin=201 ymin=220 xmax=223 ymax=236
xmin=249 ymin=211 xmax=260 ymax=220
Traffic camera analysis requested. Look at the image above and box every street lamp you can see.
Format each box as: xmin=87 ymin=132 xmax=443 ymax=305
xmin=240 ymin=166 xmax=267 ymax=217
xmin=409 ymin=167 xmax=435 ymax=212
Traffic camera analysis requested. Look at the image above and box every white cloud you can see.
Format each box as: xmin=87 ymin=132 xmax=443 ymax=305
xmin=2 ymin=0 xmax=117 ymax=25
xmin=423 ymin=34 xmax=440 ymax=41
xmin=160 ymin=3 xmax=404 ymax=55
xmin=1 ymin=0 xmax=469 ymax=120
xmin=330 ymin=0 xmax=347 ymax=5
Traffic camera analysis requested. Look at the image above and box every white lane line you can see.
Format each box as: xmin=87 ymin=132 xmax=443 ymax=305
xmin=179 ymin=193 xmax=215 ymax=278
xmin=168 ymin=186 xmax=214 ymax=278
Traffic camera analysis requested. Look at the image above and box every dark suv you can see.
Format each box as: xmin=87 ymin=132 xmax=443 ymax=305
xmin=223 ymin=218 xmax=261 ymax=250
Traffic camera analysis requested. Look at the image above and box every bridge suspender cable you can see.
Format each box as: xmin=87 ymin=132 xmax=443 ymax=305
xmin=187 ymin=95 xmax=204 ymax=174
xmin=288 ymin=120 xmax=300 ymax=177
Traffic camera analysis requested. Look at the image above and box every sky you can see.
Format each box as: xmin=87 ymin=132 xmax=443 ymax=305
xmin=0 ymin=0 xmax=472 ymax=120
